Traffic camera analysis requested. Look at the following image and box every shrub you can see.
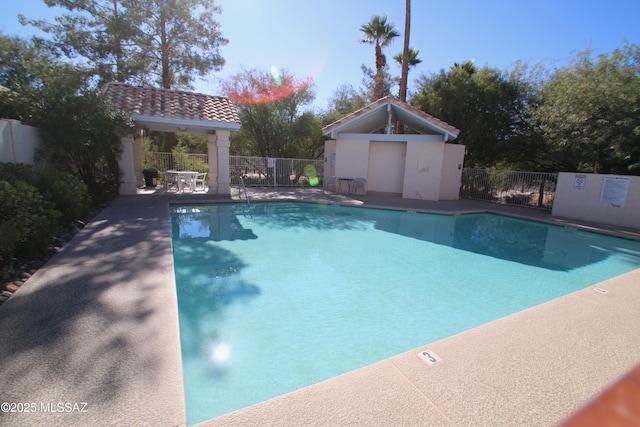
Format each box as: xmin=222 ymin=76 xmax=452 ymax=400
xmin=0 ymin=162 xmax=36 ymax=185
xmin=0 ymin=180 xmax=61 ymax=266
xmin=0 ymin=163 xmax=92 ymax=225
xmin=35 ymin=169 xmax=91 ymax=224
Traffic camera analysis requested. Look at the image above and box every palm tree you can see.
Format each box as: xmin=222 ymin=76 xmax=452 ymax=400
xmin=452 ymin=60 xmax=477 ymax=75
xmin=360 ymin=15 xmax=400 ymax=101
xmin=395 ymin=47 xmax=420 ymax=134
xmin=399 ymin=0 xmax=411 ymax=103
xmin=394 ymin=48 xmax=422 ymax=71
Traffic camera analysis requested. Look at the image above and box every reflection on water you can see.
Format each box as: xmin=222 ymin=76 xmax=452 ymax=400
xmin=172 ymin=203 xmax=640 ymax=272
xmin=171 ymin=205 xmax=257 ymax=241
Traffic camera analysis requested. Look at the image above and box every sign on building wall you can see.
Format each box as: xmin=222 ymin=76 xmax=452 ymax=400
xmin=573 ymin=174 xmax=586 ymax=189
xmin=599 ymin=176 xmax=630 ymax=208
xmin=417 ymin=157 xmax=429 ymax=172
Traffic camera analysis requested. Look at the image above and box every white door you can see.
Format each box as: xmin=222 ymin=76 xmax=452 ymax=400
xmin=367 ymin=141 xmax=407 ymax=194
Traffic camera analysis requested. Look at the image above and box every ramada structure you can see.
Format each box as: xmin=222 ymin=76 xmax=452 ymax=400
xmin=102 ymin=82 xmax=242 ymax=195
xmin=323 ymin=96 xmax=464 ymax=201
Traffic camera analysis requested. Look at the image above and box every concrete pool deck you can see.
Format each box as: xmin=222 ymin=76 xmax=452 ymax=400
xmin=0 ymin=188 xmax=638 ymax=426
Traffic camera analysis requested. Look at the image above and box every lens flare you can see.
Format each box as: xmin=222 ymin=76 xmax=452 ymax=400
xmin=223 ymin=45 xmax=328 ymax=105
xmin=211 ymin=342 xmax=231 ymax=363
xmin=227 ymin=72 xmax=313 ymax=105
xmin=270 ymin=66 xmax=282 ymax=86
xmin=304 ymin=165 xmax=319 ymax=186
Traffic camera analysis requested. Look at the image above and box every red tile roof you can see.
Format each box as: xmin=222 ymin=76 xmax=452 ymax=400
xmin=102 ymin=83 xmax=241 ymax=125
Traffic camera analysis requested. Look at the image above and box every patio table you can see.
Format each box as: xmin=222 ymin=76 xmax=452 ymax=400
xmin=160 ymin=170 xmax=200 ymax=193
xmin=336 ymin=177 xmax=354 ymax=194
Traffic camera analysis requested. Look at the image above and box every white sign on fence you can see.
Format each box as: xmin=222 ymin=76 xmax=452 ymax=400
xmin=267 ymin=157 xmax=276 ymax=168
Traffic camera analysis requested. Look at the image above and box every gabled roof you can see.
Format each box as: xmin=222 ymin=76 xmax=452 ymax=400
xmin=102 ymin=82 xmax=241 ymax=134
xmin=322 ymin=96 xmax=459 ymax=141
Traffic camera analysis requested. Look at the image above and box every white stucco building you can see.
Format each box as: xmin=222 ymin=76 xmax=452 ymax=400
xmin=323 ymin=96 xmax=464 ymax=201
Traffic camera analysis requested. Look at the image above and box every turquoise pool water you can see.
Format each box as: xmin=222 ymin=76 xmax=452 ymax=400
xmin=171 ymin=203 xmax=640 ymax=425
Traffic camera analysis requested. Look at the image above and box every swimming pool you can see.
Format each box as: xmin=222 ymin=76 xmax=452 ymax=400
xmin=171 ymin=202 xmax=640 ymax=425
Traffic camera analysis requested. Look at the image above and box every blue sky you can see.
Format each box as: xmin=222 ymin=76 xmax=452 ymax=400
xmin=2 ymin=0 xmax=639 ymax=110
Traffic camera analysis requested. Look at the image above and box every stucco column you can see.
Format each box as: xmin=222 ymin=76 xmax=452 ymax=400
xmin=207 ymin=133 xmax=218 ymax=194
xmin=216 ymin=130 xmax=231 ymax=195
xmin=207 ymin=130 xmax=232 ymax=195
xmin=119 ymin=135 xmax=137 ymax=194
xmin=133 ymin=129 xmax=144 ymax=188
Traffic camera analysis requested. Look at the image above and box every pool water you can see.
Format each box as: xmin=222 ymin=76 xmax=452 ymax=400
xmin=171 ymin=203 xmax=640 ymax=425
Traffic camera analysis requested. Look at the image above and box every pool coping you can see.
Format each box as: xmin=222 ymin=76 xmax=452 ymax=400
xmin=0 ymin=189 xmax=638 ymax=427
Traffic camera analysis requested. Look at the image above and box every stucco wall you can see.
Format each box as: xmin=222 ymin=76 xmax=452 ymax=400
xmin=0 ymin=119 xmax=41 ymax=165
xmin=439 ymin=143 xmax=466 ymax=200
xmin=369 ymin=141 xmax=406 ymax=194
xmin=323 ymin=140 xmax=336 ymax=180
xmin=402 ymin=139 xmax=445 ymax=200
xmin=552 ymin=172 xmax=640 ymax=230
xmin=334 ymin=137 xmax=370 ymax=180
xmin=330 ymin=134 xmax=464 ymax=201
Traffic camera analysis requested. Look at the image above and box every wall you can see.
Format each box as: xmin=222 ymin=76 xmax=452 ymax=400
xmin=439 ymin=143 xmax=466 ymax=200
xmin=0 ymin=119 xmax=41 ymax=165
xmin=369 ymin=141 xmax=406 ymax=194
xmin=334 ymin=136 xmax=370 ymax=180
xmin=323 ymin=139 xmax=336 ymax=179
xmin=552 ymin=172 xmax=640 ymax=230
xmin=402 ymin=136 xmax=445 ymax=200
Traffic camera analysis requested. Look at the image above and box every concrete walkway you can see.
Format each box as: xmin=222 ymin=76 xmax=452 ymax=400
xmin=0 ymin=189 xmax=638 ymax=426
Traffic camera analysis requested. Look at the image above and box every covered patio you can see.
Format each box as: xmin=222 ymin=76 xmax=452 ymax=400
xmin=102 ymin=83 xmax=241 ymax=195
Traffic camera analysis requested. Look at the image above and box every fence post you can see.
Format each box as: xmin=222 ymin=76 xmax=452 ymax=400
xmin=538 ymin=175 xmax=546 ymax=208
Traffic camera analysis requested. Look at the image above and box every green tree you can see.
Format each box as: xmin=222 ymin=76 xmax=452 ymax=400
xmin=0 ymin=34 xmax=58 ymax=92
xmin=359 ymin=15 xmax=399 ymax=101
xmin=321 ymin=83 xmax=367 ymax=126
xmin=533 ymin=43 xmax=640 ymax=174
xmin=0 ymin=34 xmax=134 ymax=202
xmin=359 ymin=63 xmax=394 ymax=104
xmin=412 ymin=63 xmax=542 ymax=168
xmin=33 ymin=72 xmax=135 ymax=202
xmin=141 ymin=0 xmax=227 ymax=89
xmin=219 ymin=68 xmax=324 ymax=159
xmin=20 ymin=0 xmax=227 ymax=89
xmin=20 ymin=0 xmax=145 ymax=84
xmin=0 ymin=34 xmax=59 ymax=122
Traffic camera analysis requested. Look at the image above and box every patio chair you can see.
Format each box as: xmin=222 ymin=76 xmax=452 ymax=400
xmin=324 ymin=176 xmax=336 ymax=193
xmin=180 ymin=172 xmax=197 ymax=192
xmin=163 ymin=171 xmax=179 ymax=192
xmin=194 ymin=173 xmax=207 ymax=192
xmin=352 ymin=178 xmax=366 ymax=195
